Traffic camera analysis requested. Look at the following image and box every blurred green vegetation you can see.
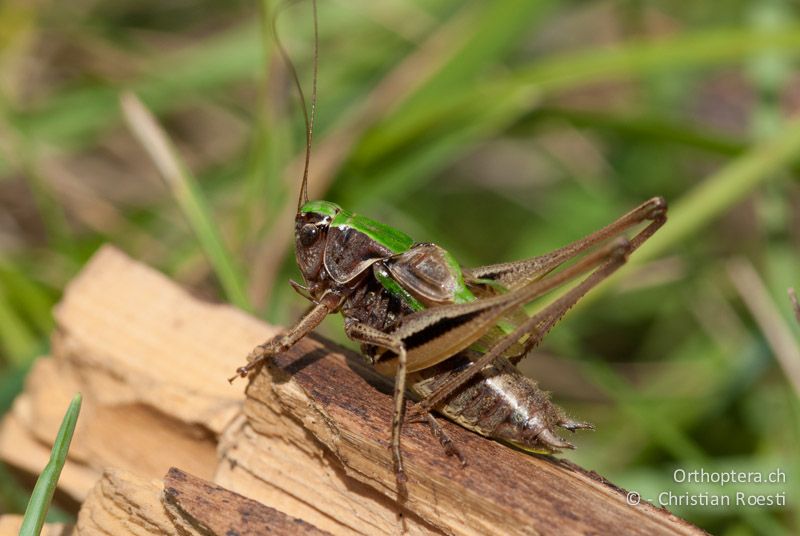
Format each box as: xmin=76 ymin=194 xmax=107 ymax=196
xmin=0 ymin=0 xmax=798 ymax=533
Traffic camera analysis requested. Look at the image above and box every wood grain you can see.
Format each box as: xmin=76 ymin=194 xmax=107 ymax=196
xmin=163 ymin=467 xmax=331 ymax=535
xmin=242 ymin=334 xmax=704 ymax=536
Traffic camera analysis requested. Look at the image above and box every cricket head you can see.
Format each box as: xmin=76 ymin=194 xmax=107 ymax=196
xmin=294 ymin=200 xmax=340 ymax=284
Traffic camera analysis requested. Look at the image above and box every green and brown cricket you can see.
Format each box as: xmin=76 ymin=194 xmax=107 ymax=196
xmin=231 ymin=3 xmax=667 ymax=495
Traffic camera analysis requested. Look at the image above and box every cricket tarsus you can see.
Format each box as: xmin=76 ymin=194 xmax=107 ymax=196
xmin=229 ymin=301 xmax=330 ymax=383
xmin=425 ymin=412 xmax=466 ymax=466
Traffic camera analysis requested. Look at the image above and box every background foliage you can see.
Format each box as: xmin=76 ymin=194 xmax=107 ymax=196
xmin=0 ymin=0 xmax=798 ymax=533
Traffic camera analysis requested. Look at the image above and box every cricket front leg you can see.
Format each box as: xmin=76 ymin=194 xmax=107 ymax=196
xmin=344 ymin=321 xmax=411 ymax=496
xmin=229 ymin=302 xmax=331 ymax=382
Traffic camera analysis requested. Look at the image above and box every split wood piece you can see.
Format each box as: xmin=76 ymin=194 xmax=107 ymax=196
xmin=0 ymin=245 xmax=261 ymax=500
xmin=0 ymin=357 xmax=218 ymax=503
xmin=163 ymin=467 xmax=331 ymax=535
xmin=73 ymin=467 xmax=331 ymax=535
xmin=0 ymin=516 xmax=71 ymax=536
xmin=216 ymin=412 xmax=438 ymax=535
xmin=75 ymin=468 xmax=175 ymax=535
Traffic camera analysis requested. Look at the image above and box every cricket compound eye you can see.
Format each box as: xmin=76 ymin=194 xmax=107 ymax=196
xmin=299 ymin=224 xmax=320 ymax=247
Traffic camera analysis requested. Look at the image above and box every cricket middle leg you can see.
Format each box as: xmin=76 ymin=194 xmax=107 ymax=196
xmin=344 ymin=320 xmax=411 ymax=496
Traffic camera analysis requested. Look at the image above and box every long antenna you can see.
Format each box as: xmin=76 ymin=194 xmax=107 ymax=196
xmin=272 ymin=0 xmax=318 ymax=211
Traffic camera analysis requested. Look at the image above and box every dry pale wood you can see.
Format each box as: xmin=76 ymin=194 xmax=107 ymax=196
xmin=0 ymin=357 xmax=219 ymax=503
xmin=163 ymin=467 xmax=331 ymax=535
xmin=72 ymin=467 xmax=331 ymax=535
xmin=238 ymin=335 xmax=705 ymax=536
xmin=1 ymin=246 xmax=704 ymax=535
xmin=0 ymin=515 xmax=71 ymax=536
xmin=75 ymin=468 xmax=175 ymax=535
xmin=0 ymin=245 xmax=252 ymax=500
xmin=216 ymin=402 xmax=438 ymax=535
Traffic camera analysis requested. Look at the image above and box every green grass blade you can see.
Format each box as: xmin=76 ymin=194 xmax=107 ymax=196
xmin=352 ymin=25 xmax=800 ymax=205
xmin=395 ymin=0 xmax=558 ymax=113
xmin=520 ymin=107 xmax=746 ymax=156
xmin=0 ymin=283 xmax=38 ymax=367
xmin=566 ymin=112 xmax=800 ymax=311
xmin=0 ymin=264 xmax=55 ymax=335
xmin=14 ymin=23 xmax=261 ymax=150
xmin=19 ymin=393 xmax=82 ymax=536
xmin=633 ymin=113 xmax=800 ymax=264
xmin=511 ymin=25 xmax=800 ymax=94
xmin=120 ymin=92 xmax=252 ymax=312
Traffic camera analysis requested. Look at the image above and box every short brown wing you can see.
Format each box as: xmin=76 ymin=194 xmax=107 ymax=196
xmin=385 ymin=244 xmax=460 ymax=306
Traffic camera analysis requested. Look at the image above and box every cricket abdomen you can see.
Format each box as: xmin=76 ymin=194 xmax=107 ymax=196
xmin=410 ymin=353 xmax=590 ymax=452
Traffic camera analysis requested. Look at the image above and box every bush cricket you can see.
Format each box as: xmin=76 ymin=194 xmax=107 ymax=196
xmin=232 ymin=1 xmax=668 ymax=495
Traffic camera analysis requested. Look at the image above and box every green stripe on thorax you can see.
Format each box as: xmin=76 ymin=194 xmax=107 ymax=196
xmin=330 ymin=209 xmax=414 ymax=254
xmin=374 ymin=265 xmax=424 ymax=312
xmin=441 ymin=248 xmax=476 ymax=304
xmin=300 ymin=200 xmax=340 ymax=219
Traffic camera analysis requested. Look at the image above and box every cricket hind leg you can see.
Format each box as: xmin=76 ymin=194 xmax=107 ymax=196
xmin=229 ymin=302 xmax=331 ymax=382
xmin=408 ymin=236 xmax=637 ymax=419
xmin=466 ymin=196 xmax=667 ymax=289
xmin=405 ymin=410 xmax=467 ymax=466
xmin=510 ymin=208 xmax=667 ymax=365
xmin=410 ymin=208 xmax=667 ymax=418
xmin=344 ymin=321 xmax=410 ymax=496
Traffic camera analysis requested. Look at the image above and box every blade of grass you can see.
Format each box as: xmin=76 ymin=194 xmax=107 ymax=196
xmin=19 ymin=393 xmax=82 ymax=536
xmin=632 ymin=113 xmax=800 ymax=264
xmin=393 ymin=0 xmax=558 ymax=113
xmin=351 ymin=25 xmax=800 ymax=205
xmin=120 ymin=92 xmax=252 ymax=312
xmin=0 ymin=264 xmax=55 ymax=335
xmin=0 ymin=283 xmax=39 ymax=367
xmin=519 ymin=107 xmax=746 ymax=156
xmin=237 ymin=0 xmax=292 ymax=249
xmin=728 ymin=258 xmax=800 ymax=397
xmin=566 ymin=111 xmax=800 ymax=310
xmin=12 ymin=23 xmax=262 ymax=152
